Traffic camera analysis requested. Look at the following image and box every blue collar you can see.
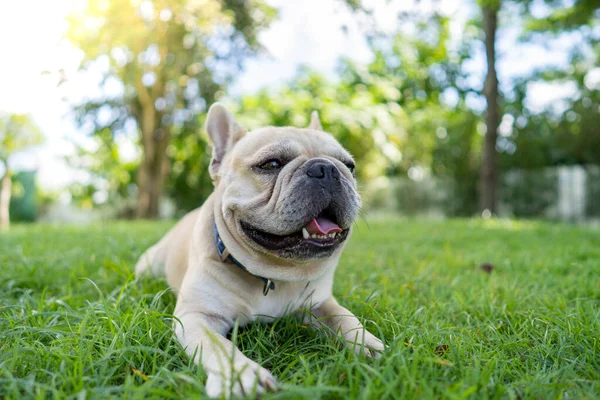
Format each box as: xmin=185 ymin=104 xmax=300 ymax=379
xmin=213 ymin=222 xmax=275 ymax=296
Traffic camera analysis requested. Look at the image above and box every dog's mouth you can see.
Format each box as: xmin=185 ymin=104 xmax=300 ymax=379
xmin=240 ymin=209 xmax=349 ymax=255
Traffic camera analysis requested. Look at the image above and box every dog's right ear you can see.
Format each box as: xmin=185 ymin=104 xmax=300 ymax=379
xmin=308 ymin=111 xmax=323 ymax=131
xmin=205 ymin=103 xmax=247 ymax=179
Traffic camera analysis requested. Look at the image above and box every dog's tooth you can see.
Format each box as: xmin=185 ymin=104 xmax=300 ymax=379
xmin=311 ymin=234 xmax=317 ymax=239
xmin=302 ymin=228 xmax=309 ymax=240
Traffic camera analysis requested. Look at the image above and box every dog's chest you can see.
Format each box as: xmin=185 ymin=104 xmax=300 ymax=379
xmin=246 ymin=280 xmax=330 ymax=323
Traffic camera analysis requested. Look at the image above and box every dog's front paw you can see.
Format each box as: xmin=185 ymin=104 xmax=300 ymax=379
xmin=205 ymin=359 xmax=277 ymax=399
xmin=347 ymin=329 xmax=385 ymax=358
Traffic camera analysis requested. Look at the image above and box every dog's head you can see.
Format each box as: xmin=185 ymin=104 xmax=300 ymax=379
xmin=207 ymin=103 xmax=360 ymax=279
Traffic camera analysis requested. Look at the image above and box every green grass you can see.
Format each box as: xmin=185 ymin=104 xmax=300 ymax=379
xmin=1 ymin=218 xmax=599 ymax=399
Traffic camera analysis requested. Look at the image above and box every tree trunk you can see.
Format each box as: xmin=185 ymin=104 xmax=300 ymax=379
xmin=480 ymin=4 xmax=501 ymax=214
xmin=135 ymin=102 xmax=170 ymax=219
xmin=0 ymin=171 xmax=12 ymax=230
xmin=136 ymin=150 xmax=169 ymax=219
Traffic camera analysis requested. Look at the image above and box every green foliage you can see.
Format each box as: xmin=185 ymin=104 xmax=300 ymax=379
xmin=166 ymin=120 xmax=214 ymax=213
xmin=236 ymin=68 xmax=403 ymax=181
xmin=432 ymin=110 xmax=482 ymax=215
xmin=526 ymin=0 xmax=600 ymax=33
xmin=66 ymin=132 xmax=139 ymax=212
xmin=1 ymin=219 xmax=599 ymax=398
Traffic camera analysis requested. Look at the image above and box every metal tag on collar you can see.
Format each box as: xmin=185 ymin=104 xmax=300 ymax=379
xmin=263 ymin=279 xmax=273 ymax=296
xmin=219 ymin=247 xmax=230 ymax=262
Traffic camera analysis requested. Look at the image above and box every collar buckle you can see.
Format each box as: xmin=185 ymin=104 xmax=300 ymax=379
xmin=218 ymin=246 xmax=230 ymax=262
xmin=263 ymin=279 xmax=273 ymax=296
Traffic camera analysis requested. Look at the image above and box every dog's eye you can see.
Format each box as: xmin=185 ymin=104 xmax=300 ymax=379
xmin=345 ymin=162 xmax=355 ymax=174
xmin=258 ymin=159 xmax=282 ymax=171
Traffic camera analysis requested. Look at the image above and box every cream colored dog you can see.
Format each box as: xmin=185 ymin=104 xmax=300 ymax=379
xmin=135 ymin=103 xmax=384 ymax=398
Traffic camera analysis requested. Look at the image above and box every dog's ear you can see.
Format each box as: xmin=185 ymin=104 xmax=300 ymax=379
xmin=206 ymin=103 xmax=247 ymax=179
xmin=308 ymin=111 xmax=323 ymax=131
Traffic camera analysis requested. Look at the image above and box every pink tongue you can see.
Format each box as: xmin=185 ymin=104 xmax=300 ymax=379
xmin=305 ymin=217 xmax=342 ymax=235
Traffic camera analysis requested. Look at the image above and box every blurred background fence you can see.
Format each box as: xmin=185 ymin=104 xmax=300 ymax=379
xmin=368 ymin=165 xmax=599 ymax=221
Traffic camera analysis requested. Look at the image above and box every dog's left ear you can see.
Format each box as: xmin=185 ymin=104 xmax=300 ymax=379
xmin=308 ymin=111 xmax=323 ymax=131
xmin=205 ymin=103 xmax=247 ymax=179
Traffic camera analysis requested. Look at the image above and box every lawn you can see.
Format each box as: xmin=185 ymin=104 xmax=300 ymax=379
xmin=1 ymin=218 xmax=599 ymax=399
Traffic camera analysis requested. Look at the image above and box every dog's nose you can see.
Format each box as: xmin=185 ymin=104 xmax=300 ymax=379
xmin=306 ymin=159 xmax=340 ymax=181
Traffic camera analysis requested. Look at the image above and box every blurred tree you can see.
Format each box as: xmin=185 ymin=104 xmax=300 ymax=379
xmin=65 ymin=135 xmax=139 ymax=215
xmin=432 ymin=108 xmax=482 ymax=216
xmin=478 ymin=0 xmax=502 ymax=214
xmin=164 ymin=115 xmax=214 ymax=213
xmin=501 ymin=0 xmax=600 ymax=169
xmin=494 ymin=0 xmax=600 ymax=217
xmin=458 ymin=0 xmax=599 ymax=214
xmin=66 ymin=0 xmax=275 ymax=218
xmin=0 ymin=113 xmax=43 ymax=230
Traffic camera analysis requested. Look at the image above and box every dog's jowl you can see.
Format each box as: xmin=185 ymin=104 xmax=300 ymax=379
xmin=136 ymin=103 xmax=384 ymax=398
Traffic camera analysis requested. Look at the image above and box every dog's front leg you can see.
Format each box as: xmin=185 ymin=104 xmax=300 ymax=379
xmin=310 ymin=297 xmax=384 ymax=357
xmin=174 ymin=303 xmax=277 ymax=398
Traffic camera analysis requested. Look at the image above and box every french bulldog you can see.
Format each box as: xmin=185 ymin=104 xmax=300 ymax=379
xmin=135 ymin=103 xmax=384 ymax=398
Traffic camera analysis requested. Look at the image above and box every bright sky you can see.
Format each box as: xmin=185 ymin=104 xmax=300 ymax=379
xmin=0 ymin=0 xmax=577 ymax=189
